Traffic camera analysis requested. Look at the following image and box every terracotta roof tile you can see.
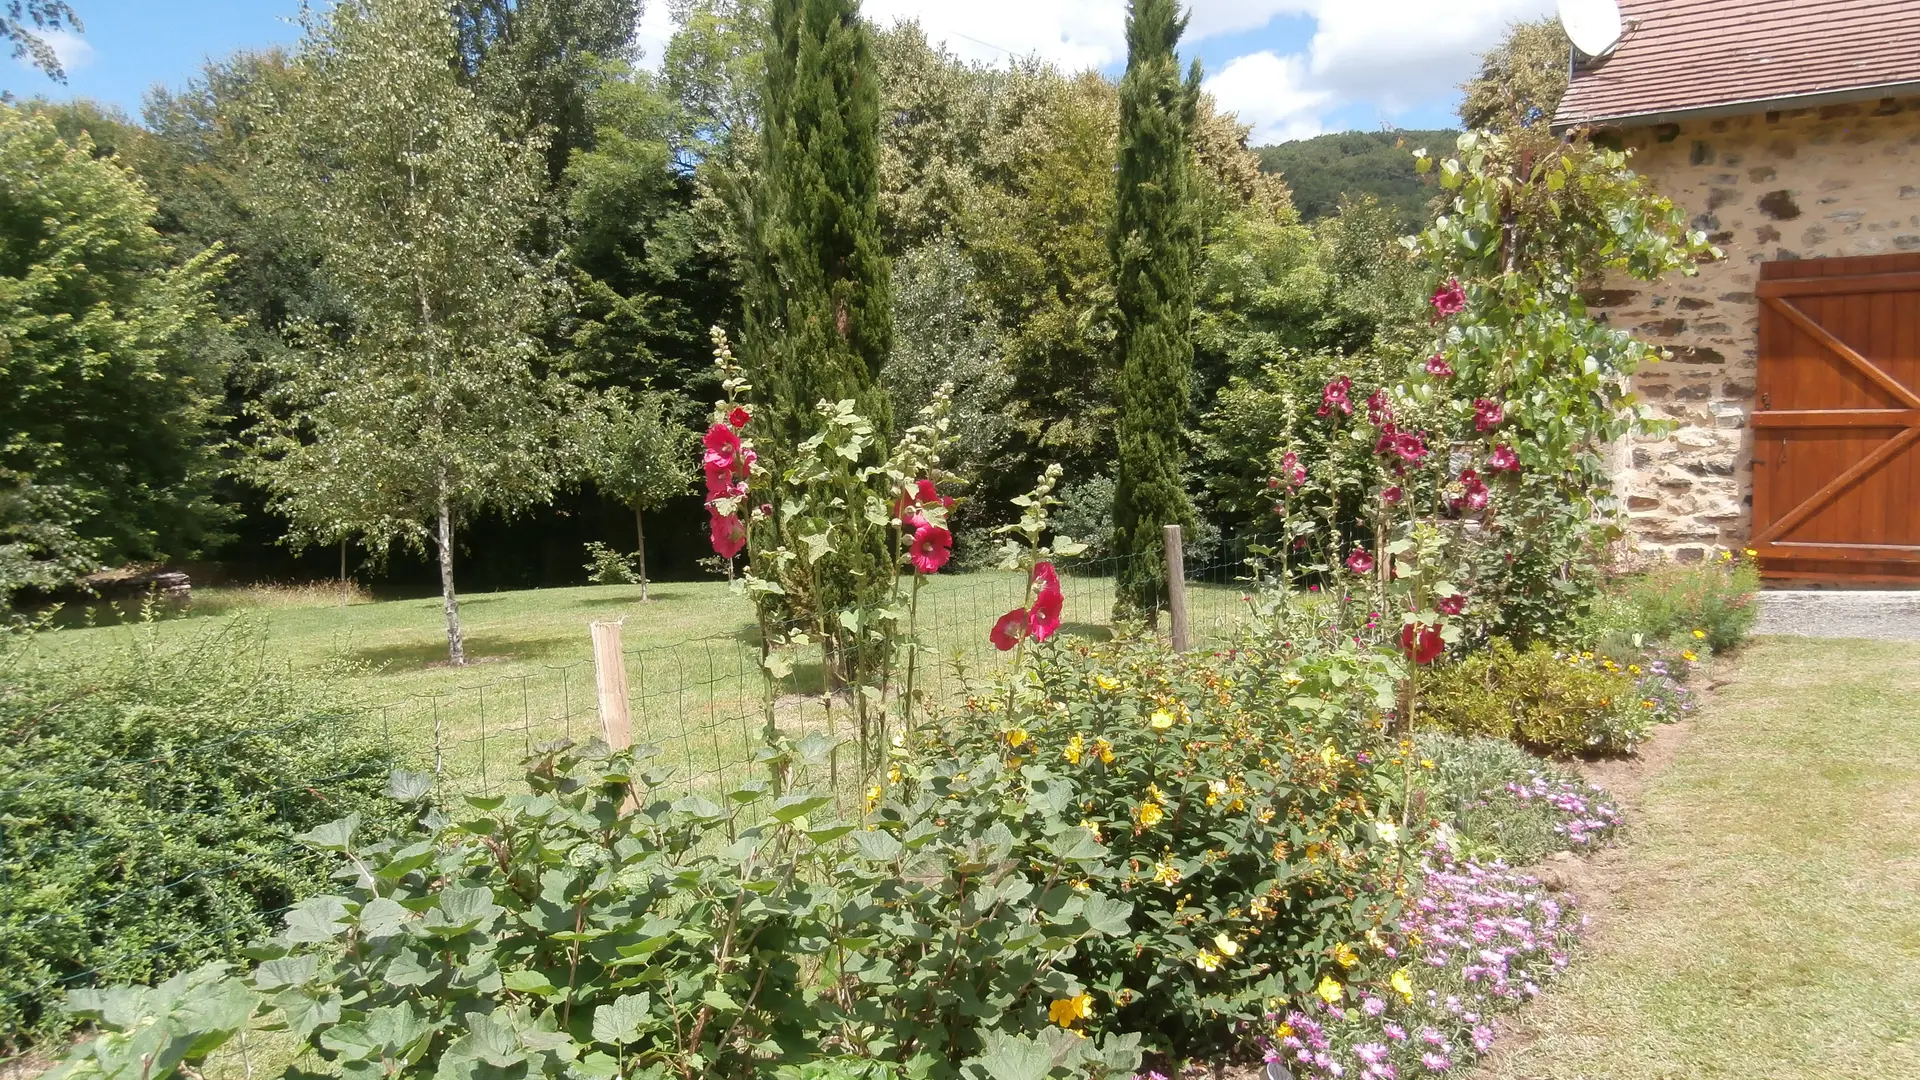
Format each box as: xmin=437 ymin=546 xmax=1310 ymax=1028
xmin=1553 ymin=0 xmax=1920 ymax=128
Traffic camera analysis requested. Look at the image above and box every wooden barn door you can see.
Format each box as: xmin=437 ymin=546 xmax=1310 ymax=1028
xmin=1752 ymin=254 xmax=1920 ymax=583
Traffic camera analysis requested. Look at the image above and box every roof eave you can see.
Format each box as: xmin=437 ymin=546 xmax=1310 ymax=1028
xmin=1551 ymin=79 xmax=1920 ymax=133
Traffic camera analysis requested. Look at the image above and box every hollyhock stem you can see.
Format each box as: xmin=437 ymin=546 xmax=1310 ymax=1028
xmin=902 ymin=571 xmax=924 ymax=745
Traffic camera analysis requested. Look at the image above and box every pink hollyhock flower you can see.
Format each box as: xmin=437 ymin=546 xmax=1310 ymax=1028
xmin=726 ymin=405 xmax=750 ymax=430
xmin=1425 ymin=353 xmax=1454 ymax=377
xmin=704 ymin=460 xmax=735 ymax=497
xmin=1028 ymin=562 xmax=1064 ymax=641
xmin=702 ymin=422 xmax=741 ymax=467
xmin=1366 ymin=388 xmax=1395 ymax=427
xmin=1381 ymin=485 xmax=1404 ymax=505
xmin=1452 ymin=467 xmax=1490 ymax=511
xmin=708 ymin=512 xmax=746 ymax=560
xmin=1280 ymin=451 xmax=1306 ymax=489
xmin=1317 ymin=376 xmax=1354 ymax=418
xmin=1431 ymin=278 xmax=1466 ymax=318
xmin=1374 ymin=423 xmax=1400 ymax=457
xmin=1473 ymin=398 xmax=1505 ymax=433
xmin=1437 ymin=593 xmax=1468 ymax=616
xmin=990 ymin=608 xmax=1028 ymax=651
xmin=1393 ymin=430 xmax=1430 ymax=464
xmin=1488 ymin=444 xmax=1520 ymax=472
xmin=1347 ymin=549 xmax=1375 ymax=574
xmin=909 ymin=523 xmax=952 ymax=575
xmin=1401 ymin=622 xmax=1444 ymax=665
xmin=914 ymin=477 xmax=940 ymax=504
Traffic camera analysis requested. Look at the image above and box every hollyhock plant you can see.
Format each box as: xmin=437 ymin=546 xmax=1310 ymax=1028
xmin=1424 ymin=353 xmax=1454 ymax=378
xmin=1436 ymin=593 xmax=1468 ymax=616
xmin=1366 ymin=389 xmax=1395 ymax=428
xmin=1028 ymin=562 xmax=1064 ymax=641
xmin=726 ymin=405 xmax=750 ymax=430
xmin=1430 ymin=277 xmax=1466 ymax=318
xmin=909 ymin=522 xmax=953 ymax=575
xmin=1347 ymin=549 xmax=1376 ymax=575
xmin=990 ymin=608 xmax=1028 ymax=651
xmin=1318 ymin=375 xmax=1355 ymax=418
xmin=702 ymin=422 xmax=742 ymax=470
xmin=1473 ymin=399 xmax=1505 ymax=433
xmin=708 ymin=512 xmax=747 ymax=560
xmin=1381 ymin=486 xmax=1404 ymax=506
xmin=1450 ymin=468 xmax=1490 ymax=512
xmin=1487 ymin=445 xmax=1520 ymax=473
xmin=1391 ymin=431 xmax=1430 ymax=465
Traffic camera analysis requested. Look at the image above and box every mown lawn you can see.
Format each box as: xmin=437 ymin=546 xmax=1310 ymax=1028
xmin=1481 ymin=636 xmax=1920 ymax=1078
xmin=38 ymin=569 xmax=1251 ymax=794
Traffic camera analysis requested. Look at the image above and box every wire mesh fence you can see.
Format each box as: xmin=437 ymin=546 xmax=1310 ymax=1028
xmin=0 ymin=527 xmax=1282 ymax=1060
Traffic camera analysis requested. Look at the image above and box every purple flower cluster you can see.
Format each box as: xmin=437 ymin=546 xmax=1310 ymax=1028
xmin=1254 ymin=849 xmax=1584 ymax=1079
xmin=1632 ymin=656 xmax=1694 ymax=723
xmin=1504 ymin=773 xmax=1623 ymax=847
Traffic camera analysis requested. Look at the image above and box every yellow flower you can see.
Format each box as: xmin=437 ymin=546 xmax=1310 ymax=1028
xmin=1419 ymin=758 xmax=1435 ymax=770
xmin=1256 ymin=807 xmax=1276 ymax=824
xmin=1249 ymin=895 xmax=1275 ymax=919
xmin=864 ymin=785 xmax=883 ymax=812
xmin=1150 ymin=709 xmax=1175 ymax=731
xmin=1095 ymin=674 xmax=1121 ymax=691
xmin=1720 ymin=549 xmax=1733 ymax=562
xmin=1094 ymin=737 xmax=1115 ymax=764
xmin=1628 ymin=664 xmax=1641 ymax=675
xmin=1365 ymin=928 xmax=1386 ymax=949
xmin=1207 ymin=779 xmax=1229 ymax=805
xmin=1194 ymin=949 xmax=1222 ymax=972
xmin=1137 ymin=802 xmax=1165 ymax=828
xmin=1147 ymin=782 xmax=1169 ymax=805
xmin=1315 ymin=976 xmax=1342 ymax=1004
xmin=1048 ymin=992 xmax=1094 ymax=1027
xmin=1682 ymin=649 xmax=1699 ymax=662
xmin=1332 ymin=942 xmax=1359 ymax=968
xmin=1064 ymin=733 xmax=1084 ymax=765
xmin=1152 ymin=860 xmax=1181 ymax=886
xmin=1080 ymin=817 xmax=1102 ymax=841
xmin=1389 ymin=968 xmax=1414 ymax=1001
xmin=886 ymin=764 xmax=903 ymax=785
xmin=1005 ymin=727 xmax=1029 ymax=748
xmin=1070 ymin=878 xmax=1091 ymax=892
xmin=1744 ymin=547 xmax=1758 ymax=557
xmin=1692 ymin=629 xmax=1706 ymax=640
xmin=1319 ymin=742 xmax=1344 ymax=767
xmin=1214 ymin=933 xmax=1240 ymax=958
xmin=1641 ymin=699 xmax=1655 ymax=710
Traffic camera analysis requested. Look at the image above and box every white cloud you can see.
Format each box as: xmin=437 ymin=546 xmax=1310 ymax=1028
xmin=861 ymin=0 xmax=1125 ymax=71
xmin=634 ymin=2 xmax=675 ymax=72
xmin=1202 ymin=50 xmax=1330 ymax=143
xmin=1299 ymin=0 xmax=1553 ymax=109
xmin=17 ymin=28 xmax=94 ymax=75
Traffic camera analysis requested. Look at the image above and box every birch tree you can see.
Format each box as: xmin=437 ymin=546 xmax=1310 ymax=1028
xmin=244 ymin=0 xmax=570 ymax=664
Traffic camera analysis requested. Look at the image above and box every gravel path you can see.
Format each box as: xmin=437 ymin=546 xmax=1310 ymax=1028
xmin=1757 ymin=589 xmax=1920 ymax=640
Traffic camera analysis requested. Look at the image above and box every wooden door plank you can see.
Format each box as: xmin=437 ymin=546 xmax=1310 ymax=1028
xmin=1751 ymin=426 xmax=1920 ymax=545
xmin=1763 ymin=296 xmax=1920 ymax=409
xmin=1757 ymin=270 xmax=1920 ymax=298
xmin=1750 ymin=410 xmax=1920 ymax=428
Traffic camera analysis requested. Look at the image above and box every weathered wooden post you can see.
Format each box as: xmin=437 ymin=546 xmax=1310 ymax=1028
xmin=590 ymin=620 xmax=632 ymax=751
xmin=1164 ymin=523 xmax=1189 ymax=653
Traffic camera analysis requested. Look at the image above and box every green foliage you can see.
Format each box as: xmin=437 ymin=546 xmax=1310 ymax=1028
xmin=0 ymin=102 xmax=233 ymax=571
xmin=0 ymin=469 xmax=96 ymax=608
xmin=883 ymin=238 xmax=1013 ymax=495
xmin=243 ymin=0 xmax=577 ymax=662
xmin=940 ymin=635 xmax=1406 ymax=1054
xmin=1457 ymin=18 xmax=1571 ymax=131
xmin=1254 ymin=130 xmax=1457 ymax=225
xmin=1109 ymin=0 xmax=1200 ymax=620
xmin=0 ymin=0 xmax=80 ymax=79
xmin=1617 ymin=555 xmax=1762 ymax=654
xmin=48 ymin=739 xmax=1147 ymax=1080
xmin=581 ymin=540 xmax=643 ymax=584
xmin=0 ymin=613 xmax=399 ymax=1049
xmin=1418 ymin=639 xmax=1650 ymax=756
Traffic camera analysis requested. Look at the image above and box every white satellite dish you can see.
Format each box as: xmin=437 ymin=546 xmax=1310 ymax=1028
xmin=1558 ymin=0 xmax=1624 ymax=58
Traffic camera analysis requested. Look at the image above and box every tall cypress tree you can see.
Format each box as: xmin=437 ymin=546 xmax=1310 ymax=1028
xmin=1110 ymin=0 xmax=1199 ymax=623
xmin=745 ymin=0 xmax=892 ymax=450
xmin=741 ymin=0 xmax=893 ymax=680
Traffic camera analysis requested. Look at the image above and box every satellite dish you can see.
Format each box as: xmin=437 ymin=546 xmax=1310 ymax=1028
xmin=1558 ymin=0 xmax=1624 ymax=58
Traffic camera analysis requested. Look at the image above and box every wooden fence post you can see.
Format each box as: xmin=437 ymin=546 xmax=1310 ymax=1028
xmin=590 ymin=620 xmax=632 ymax=751
xmin=1163 ymin=523 xmax=1189 ymax=653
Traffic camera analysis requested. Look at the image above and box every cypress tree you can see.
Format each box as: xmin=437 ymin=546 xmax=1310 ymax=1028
xmin=745 ymin=0 xmax=892 ymax=449
xmin=1110 ymin=0 xmax=1199 ymax=623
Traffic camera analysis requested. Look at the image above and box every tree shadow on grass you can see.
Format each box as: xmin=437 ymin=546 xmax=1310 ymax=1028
xmin=347 ymin=632 xmax=580 ymax=671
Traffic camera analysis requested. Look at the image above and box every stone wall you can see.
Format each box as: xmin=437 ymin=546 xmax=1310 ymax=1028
xmin=1593 ymin=95 xmax=1920 ymax=561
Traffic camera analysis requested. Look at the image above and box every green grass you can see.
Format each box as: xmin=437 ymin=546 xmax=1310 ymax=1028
xmin=39 ymin=569 xmax=1252 ymax=797
xmin=1482 ymin=637 xmax=1920 ymax=1078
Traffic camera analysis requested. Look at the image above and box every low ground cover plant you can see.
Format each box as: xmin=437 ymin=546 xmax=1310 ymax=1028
xmin=0 ymin=613 xmax=399 ymax=1049
xmin=1415 ymin=639 xmax=1651 ymax=756
xmin=1406 ymin=733 xmax=1623 ymax=864
xmin=1583 ymin=550 xmax=1760 ymax=656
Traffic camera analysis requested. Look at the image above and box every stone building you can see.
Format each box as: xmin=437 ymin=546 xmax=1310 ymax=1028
xmin=1554 ymin=0 xmax=1920 ymax=581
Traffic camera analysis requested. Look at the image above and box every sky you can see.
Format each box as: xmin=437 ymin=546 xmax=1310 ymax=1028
xmin=2 ymin=0 xmax=1559 ymax=142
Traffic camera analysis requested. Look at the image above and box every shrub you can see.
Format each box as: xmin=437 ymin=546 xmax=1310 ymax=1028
xmin=1621 ymin=553 xmax=1760 ymax=654
xmin=0 ymin=614 xmax=399 ymax=1050
xmin=940 ymin=634 xmax=1408 ymax=1055
xmin=582 ymin=539 xmax=643 ymax=584
xmin=1406 ymin=733 xmax=1623 ymax=864
xmin=1416 ymin=639 xmax=1649 ymax=756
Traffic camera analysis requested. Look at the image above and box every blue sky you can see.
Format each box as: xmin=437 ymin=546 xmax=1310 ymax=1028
xmin=4 ymin=0 xmax=1556 ymax=139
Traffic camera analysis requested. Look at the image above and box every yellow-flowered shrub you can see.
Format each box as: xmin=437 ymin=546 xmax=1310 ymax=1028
xmin=1416 ymin=638 xmax=1648 ymax=755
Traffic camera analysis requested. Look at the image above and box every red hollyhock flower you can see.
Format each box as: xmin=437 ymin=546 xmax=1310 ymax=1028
xmin=1316 ymin=376 xmax=1354 ymax=418
xmin=1381 ymin=485 xmax=1404 ymax=505
xmin=1450 ymin=467 xmax=1490 ymax=511
xmin=1346 ymin=549 xmax=1375 ymax=574
xmin=1424 ymin=353 xmax=1454 ymax=377
xmin=1437 ymin=594 xmax=1468 ymax=615
xmin=1400 ymin=622 xmax=1444 ymax=665
xmin=1027 ymin=562 xmax=1064 ymax=642
xmin=1366 ymin=389 xmax=1395 ymax=428
xmin=914 ymin=477 xmax=940 ymax=504
xmin=726 ymin=406 xmax=750 ymax=430
xmin=1473 ymin=398 xmax=1505 ymax=433
xmin=1430 ymin=278 xmax=1466 ymax=318
xmin=1487 ymin=444 xmax=1520 ymax=472
xmin=1392 ymin=430 xmax=1429 ymax=464
xmin=990 ymin=608 xmax=1028 ymax=651
xmin=708 ymin=512 xmax=746 ymax=560
xmin=909 ymin=523 xmax=953 ymax=575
